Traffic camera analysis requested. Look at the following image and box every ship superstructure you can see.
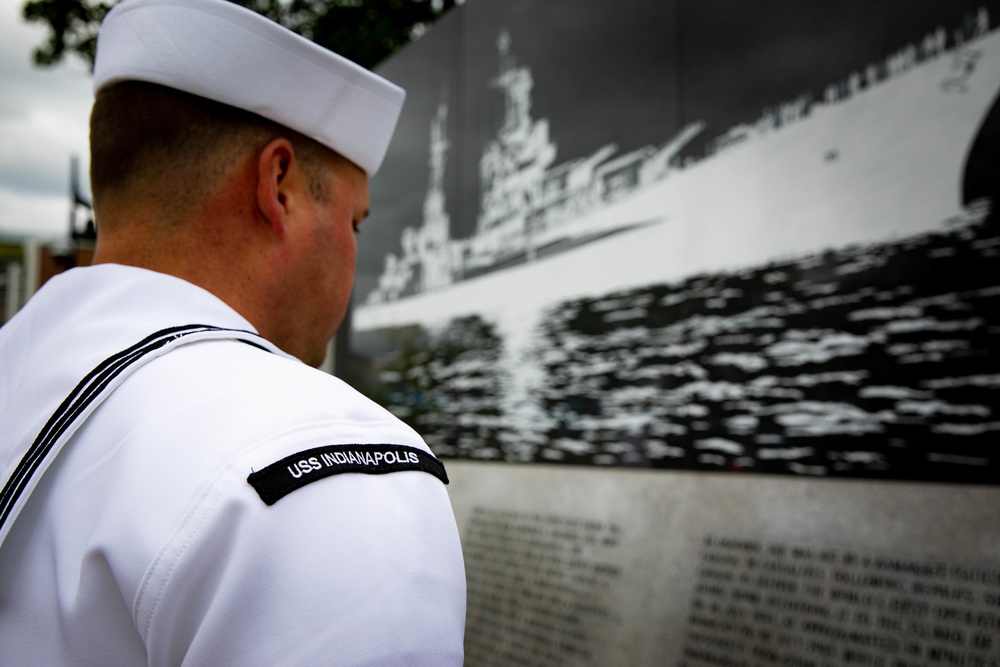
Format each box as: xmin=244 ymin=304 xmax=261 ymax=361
xmin=366 ymin=30 xmax=703 ymax=305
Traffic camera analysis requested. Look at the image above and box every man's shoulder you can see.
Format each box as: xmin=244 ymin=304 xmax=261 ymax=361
xmin=127 ymin=335 xmax=416 ymax=444
xmin=80 ymin=332 xmax=443 ymax=556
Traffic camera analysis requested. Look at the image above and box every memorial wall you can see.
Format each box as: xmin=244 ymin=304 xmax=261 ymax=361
xmin=347 ymin=1 xmax=1000 ymax=664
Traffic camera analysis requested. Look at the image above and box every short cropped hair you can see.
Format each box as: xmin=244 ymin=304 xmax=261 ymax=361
xmin=90 ymin=81 xmax=336 ymax=226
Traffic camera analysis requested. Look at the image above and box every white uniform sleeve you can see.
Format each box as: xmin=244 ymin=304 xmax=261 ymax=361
xmin=136 ymin=462 xmax=466 ymax=666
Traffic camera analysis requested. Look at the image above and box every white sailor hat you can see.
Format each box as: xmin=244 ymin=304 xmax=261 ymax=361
xmin=92 ymin=0 xmax=405 ymax=176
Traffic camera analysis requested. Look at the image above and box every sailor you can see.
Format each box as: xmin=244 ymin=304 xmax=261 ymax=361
xmin=0 ymin=0 xmax=466 ymax=664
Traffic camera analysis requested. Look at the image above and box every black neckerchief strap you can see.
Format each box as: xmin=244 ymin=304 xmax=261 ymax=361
xmin=0 ymin=325 xmax=269 ymax=548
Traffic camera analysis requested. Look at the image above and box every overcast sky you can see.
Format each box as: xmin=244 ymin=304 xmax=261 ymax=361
xmin=0 ymin=0 xmax=93 ymax=240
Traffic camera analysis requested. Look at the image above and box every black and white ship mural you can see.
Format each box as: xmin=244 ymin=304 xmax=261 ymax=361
xmin=349 ymin=0 xmax=1000 ymax=484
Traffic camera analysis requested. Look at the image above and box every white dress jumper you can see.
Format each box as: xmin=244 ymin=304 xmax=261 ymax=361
xmin=0 ymin=264 xmax=466 ymax=666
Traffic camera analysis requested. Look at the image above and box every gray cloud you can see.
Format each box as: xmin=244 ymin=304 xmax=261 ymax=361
xmin=0 ymin=0 xmax=93 ymax=237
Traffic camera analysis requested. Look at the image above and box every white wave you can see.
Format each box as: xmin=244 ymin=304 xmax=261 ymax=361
xmin=695 ymin=438 xmax=744 ymax=455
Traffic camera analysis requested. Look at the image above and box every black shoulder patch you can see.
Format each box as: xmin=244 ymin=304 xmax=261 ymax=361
xmin=247 ymin=444 xmax=449 ymax=506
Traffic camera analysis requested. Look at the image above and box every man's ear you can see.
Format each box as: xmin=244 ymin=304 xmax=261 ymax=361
xmin=256 ymin=138 xmax=297 ymax=237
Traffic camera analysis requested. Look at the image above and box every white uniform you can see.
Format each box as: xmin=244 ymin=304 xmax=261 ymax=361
xmin=0 ymin=264 xmax=466 ymax=666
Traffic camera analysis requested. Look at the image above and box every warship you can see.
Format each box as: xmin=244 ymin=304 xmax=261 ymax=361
xmin=357 ymin=9 xmax=999 ymax=333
